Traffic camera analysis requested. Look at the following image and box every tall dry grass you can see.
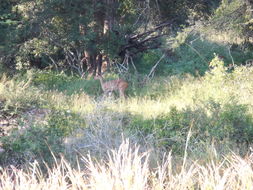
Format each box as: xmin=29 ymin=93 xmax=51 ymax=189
xmin=1 ymin=140 xmax=253 ymax=190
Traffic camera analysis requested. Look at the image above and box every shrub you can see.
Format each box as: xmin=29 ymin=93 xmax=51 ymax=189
xmin=136 ymin=50 xmax=168 ymax=75
xmin=0 ymin=110 xmax=85 ymax=166
xmin=214 ymin=103 xmax=253 ymax=144
xmin=129 ymin=106 xmax=190 ymax=152
xmin=47 ymin=110 xmax=85 ymax=137
xmin=1 ymin=124 xmax=63 ymax=166
xmin=128 ymin=101 xmax=253 ymax=154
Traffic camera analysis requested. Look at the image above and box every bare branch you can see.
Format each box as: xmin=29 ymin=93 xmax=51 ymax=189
xmin=119 ymin=20 xmax=175 ymax=58
xmin=228 ymin=45 xmax=235 ymax=67
xmin=147 ymin=54 xmax=165 ymax=79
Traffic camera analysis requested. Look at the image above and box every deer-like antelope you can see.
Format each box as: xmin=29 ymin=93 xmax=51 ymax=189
xmin=95 ymin=75 xmax=128 ymax=98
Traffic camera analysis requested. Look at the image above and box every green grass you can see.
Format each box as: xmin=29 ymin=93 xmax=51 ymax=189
xmin=1 ymin=56 xmax=253 ymax=188
xmin=1 ymin=56 xmax=253 ymax=172
xmin=32 ymin=71 xmax=101 ymax=96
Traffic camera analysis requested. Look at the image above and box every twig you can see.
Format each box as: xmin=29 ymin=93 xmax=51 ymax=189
xmin=130 ymin=20 xmax=174 ymax=40
xmin=189 ymin=36 xmax=201 ymax=44
xmin=48 ymin=55 xmax=59 ymax=72
xmin=228 ymin=45 xmax=235 ymax=67
xmin=185 ymin=43 xmax=208 ymax=64
xmin=147 ymin=54 xmax=165 ymax=79
xmin=155 ymin=0 xmax=161 ymax=18
xmin=129 ymin=54 xmax=138 ymax=74
xmin=182 ymin=120 xmax=194 ymax=172
xmin=133 ymin=7 xmax=148 ymax=27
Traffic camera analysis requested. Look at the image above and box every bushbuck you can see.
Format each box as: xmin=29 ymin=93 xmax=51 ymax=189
xmin=95 ymin=75 xmax=128 ymax=98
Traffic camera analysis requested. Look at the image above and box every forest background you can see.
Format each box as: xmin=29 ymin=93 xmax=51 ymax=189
xmin=0 ymin=0 xmax=253 ymax=189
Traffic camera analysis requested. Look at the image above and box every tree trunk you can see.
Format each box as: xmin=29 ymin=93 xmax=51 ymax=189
xmin=79 ymin=0 xmax=116 ymax=77
xmin=97 ymin=53 xmax=103 ymax=75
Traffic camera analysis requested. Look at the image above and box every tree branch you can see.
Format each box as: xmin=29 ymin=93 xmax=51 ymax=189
xmin=118 ymin=20 xmax=175 ymax=58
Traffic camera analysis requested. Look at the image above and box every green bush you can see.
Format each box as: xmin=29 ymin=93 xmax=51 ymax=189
xmin=212 ymin=103 xmax=253 ymax=144
xmin=129 ymin=106 xmax=190 ymax=152
xmin=160 ymin=34 xmax=252 ymax=76
xmin=135 ymin=50 xmax=168 ymax=75
xmin=1 ymin=125 xmax=63 ymax=165
xmin=128 ymin=101 xmax=253 ymax=153
xmin=47 ymin=110 xmax=84 ymax=137
xmin=0 ymin=110 xmax=85 ymax=166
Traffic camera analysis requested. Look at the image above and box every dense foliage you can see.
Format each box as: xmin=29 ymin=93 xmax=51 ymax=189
xmin=0 ymin=0 xmax=225 ymax=75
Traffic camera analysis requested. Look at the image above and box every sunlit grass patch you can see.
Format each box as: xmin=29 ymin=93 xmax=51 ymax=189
xmin=0 ymin=74 xmax=44 ymax=112
xmin=73 ymin=60 xmax=253 ymax=126
xmin=43 ymin=90 xmax=95 ymax=113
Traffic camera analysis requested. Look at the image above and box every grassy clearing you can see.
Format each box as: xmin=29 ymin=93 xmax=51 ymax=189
xmin=1 ymin=57 xmax=253 ymax=188
xmin=2 ymin=56 xmax=253 ymax=117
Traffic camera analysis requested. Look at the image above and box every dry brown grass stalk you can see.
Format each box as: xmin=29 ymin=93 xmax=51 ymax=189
xmin=1 ymin=140 xmax=253 ymax=190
